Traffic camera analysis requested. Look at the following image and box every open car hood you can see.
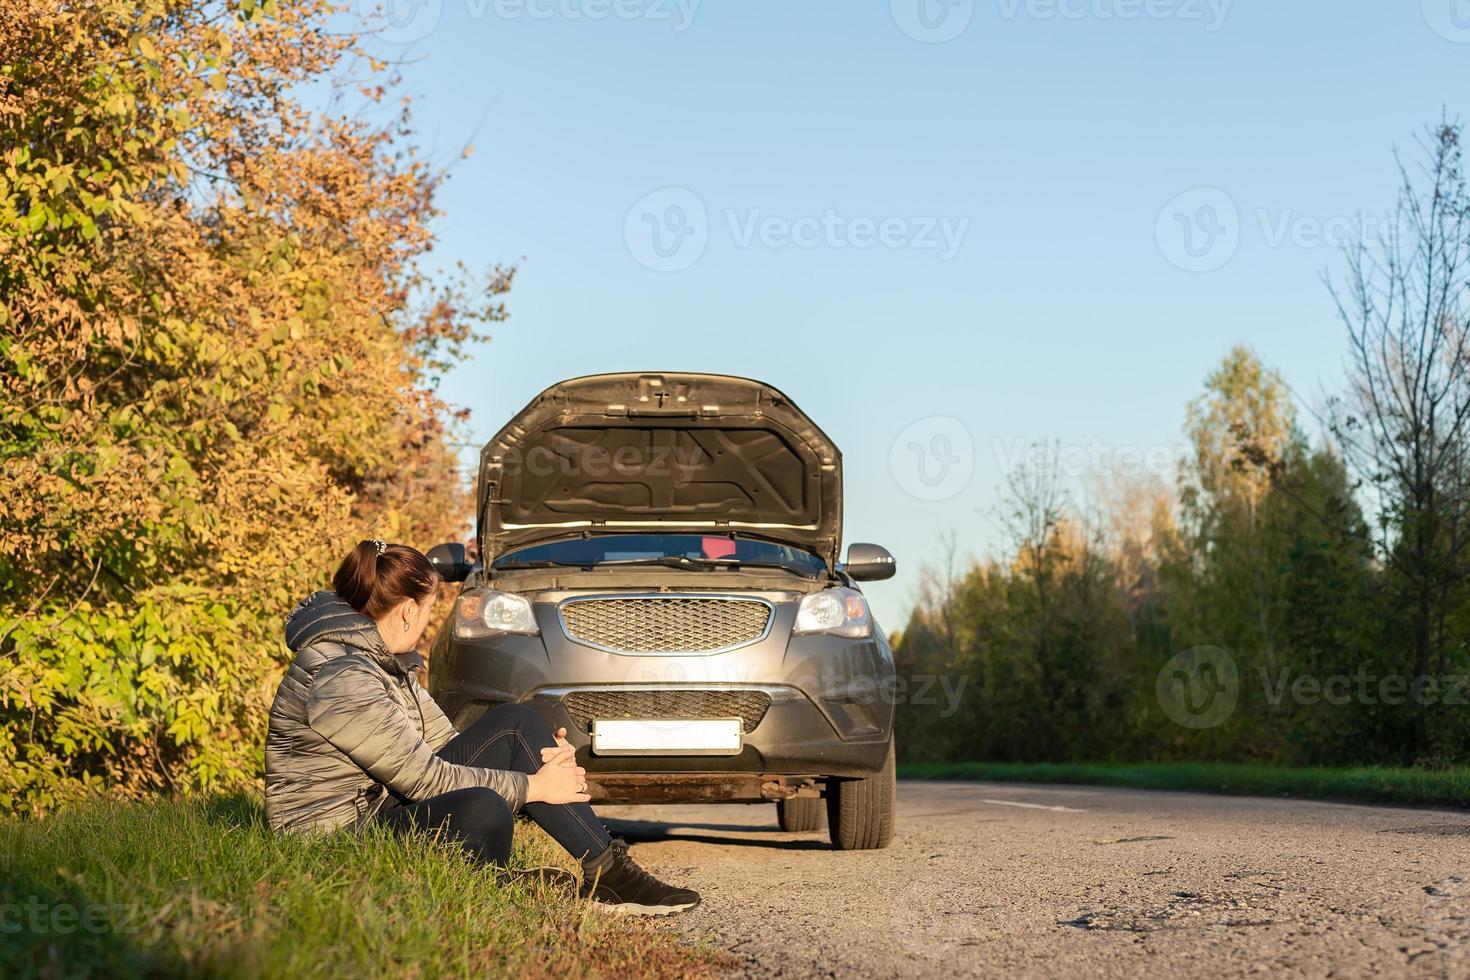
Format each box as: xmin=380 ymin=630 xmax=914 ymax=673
xmin=476 ymin=373 xmax=842 ymax=568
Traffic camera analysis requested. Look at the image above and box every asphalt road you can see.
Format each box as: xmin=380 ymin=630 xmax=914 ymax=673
xmin=598 ymin=781 xmax=1470 ymax=978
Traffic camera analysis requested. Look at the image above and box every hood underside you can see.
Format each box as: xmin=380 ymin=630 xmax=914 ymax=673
xmin=477 ymin=373 xmax=842 ymax=567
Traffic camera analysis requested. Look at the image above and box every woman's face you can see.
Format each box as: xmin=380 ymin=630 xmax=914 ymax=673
xmin=377 ymin=593 xmax=437 ymax=654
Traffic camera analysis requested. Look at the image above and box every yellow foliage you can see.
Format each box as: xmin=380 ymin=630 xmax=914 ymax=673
xmin=0 ymin=0 xmax=510 ymax=814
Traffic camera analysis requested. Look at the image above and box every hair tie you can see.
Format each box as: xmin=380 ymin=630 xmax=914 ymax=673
xmin=370 ymin=538 xmax=387 ymax=556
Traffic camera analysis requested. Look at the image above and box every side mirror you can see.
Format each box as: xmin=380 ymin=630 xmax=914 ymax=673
xmin=426 ymin=542 xmax=474 ymax=583
xmin=843 ymin=542 xmax=896 ymax=582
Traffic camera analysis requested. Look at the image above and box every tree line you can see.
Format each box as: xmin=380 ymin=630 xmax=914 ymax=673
xmin=895 ymin=124 xmax=1470 ymax=770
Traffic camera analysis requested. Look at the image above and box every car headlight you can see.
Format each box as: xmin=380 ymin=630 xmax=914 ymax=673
xmin=793 ymin=587 xmax=873 ymax=638
xmin=453 ymin=589 xmax=540 ymax=639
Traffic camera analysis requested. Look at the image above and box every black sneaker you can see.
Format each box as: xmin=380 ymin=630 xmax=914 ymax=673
xmin=580 ymin=839 xmax=701 ymax=915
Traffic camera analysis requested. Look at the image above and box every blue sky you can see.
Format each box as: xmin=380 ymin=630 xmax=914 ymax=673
xmin=351 ymin=0 xmax=1470 ymax=630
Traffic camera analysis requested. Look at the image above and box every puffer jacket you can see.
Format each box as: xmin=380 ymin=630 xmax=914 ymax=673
xmin=264 ymin=590 xmax=528 ymax=833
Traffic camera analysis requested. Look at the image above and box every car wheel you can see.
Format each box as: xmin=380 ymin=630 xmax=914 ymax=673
xmin=825 ymin=740 xmax=895 ymax=850
xmin=776 ymin=797 xmax=825 ymax=832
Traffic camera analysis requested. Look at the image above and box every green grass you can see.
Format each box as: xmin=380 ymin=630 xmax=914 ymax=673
xmin=899 ymin=760 xmax=1470 ymax=809
xmin=0 ymin=795 xmax=723 ymax=980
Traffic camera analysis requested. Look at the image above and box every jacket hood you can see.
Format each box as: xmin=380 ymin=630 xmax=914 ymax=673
xmin=285 ymin=591 xmax=401 ymax=672
xmin=476 ymin=372 xmax=843 ymax=568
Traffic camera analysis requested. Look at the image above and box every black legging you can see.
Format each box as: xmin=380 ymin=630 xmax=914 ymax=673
xmin=375 ymin=703 xmax=612 ymax=865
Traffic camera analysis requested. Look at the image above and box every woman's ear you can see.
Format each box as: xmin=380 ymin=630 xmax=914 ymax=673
xmin=396 ymin=597 xmax=418 ymax=635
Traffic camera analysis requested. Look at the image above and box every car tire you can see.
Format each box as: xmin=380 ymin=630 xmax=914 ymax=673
xmin=825 ymin=739 xmax=896 ymax=850
xmin=776 ymin=797 xmax=825 ymax=832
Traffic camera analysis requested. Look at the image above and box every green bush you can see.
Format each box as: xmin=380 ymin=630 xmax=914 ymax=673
xmin=0 ymin=592 xmax=274 ymax=815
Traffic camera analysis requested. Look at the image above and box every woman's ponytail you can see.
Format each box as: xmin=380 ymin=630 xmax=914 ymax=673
xmin=333 ymin=539 xmax=438 ymax=619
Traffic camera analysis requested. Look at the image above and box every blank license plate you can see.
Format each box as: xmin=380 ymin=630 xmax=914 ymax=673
xmin=591 ymin=718 xmax=743 ymax=756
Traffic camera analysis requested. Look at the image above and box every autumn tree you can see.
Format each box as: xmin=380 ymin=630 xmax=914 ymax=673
xmin=0 ymin=0 xmax=508 ymax=813
xmin=1178 ymin=346 xmax=1298 ymax=678
xmin=1328 ymin=122 xmax=1470 ymax=759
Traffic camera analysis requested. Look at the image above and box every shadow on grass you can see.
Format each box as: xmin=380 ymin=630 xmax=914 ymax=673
xmin=0 ymin=794 xmax=277 ymax=978
xmin=194 ymin=792 xmax=267 ymax=830
xmin=0 ymin=868 xmax=173 ymax=978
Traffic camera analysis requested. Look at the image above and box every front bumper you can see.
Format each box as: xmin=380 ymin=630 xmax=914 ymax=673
xmin=439 ymin=681 xmax=890 ymax=787
xmin=428 ymin=590 xmax=895 ymax=795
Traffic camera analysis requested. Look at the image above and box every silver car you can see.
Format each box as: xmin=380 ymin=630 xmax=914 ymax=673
xmin=427 ymin=372 xmax=897 ymax=849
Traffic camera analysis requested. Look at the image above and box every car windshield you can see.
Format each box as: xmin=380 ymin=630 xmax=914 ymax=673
xmin=493 ymin=534 xmax=827 ymax=576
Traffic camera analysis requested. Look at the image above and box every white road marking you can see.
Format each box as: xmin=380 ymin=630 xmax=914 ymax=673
xmin=977 ymin=798 xmax=1086 ymax=813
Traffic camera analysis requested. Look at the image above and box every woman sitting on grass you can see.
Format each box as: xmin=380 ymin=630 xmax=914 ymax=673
xmin=264 ymin=540 xmax=700 ymax=915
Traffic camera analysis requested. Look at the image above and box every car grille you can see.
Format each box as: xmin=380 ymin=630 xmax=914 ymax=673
xmin=559 ymin=596 xmax=772 ymax=654
xmin=562 ymin=689 xmax=773 ymax=733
